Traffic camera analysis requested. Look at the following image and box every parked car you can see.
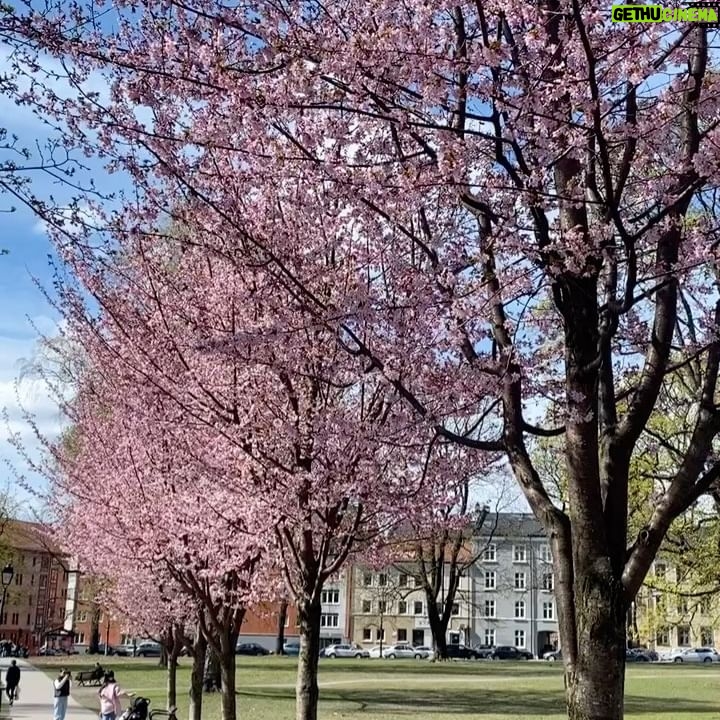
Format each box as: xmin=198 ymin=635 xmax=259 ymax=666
xmin=38 ymin=645 xmax=59 ymax=656
xmin=489 ymin=646 xmax=534 ymax=660
xmin=382 ymin=644 xmax=420 ymax=659
xmin=71 ymin=644 xmax=89 ymax=655
xmin=236 ymin=642 xmax=270 ymax=656
xmin=670 ymin=647 xmax=720 ymax=663
xmin=414 ymin=645 xmax=435 ymax=660
xmin=86 ymin=644 xmax=115 ymax=656
xmin=114 ymin=643 xmax=137 ymax=657
xmin=134 ymin=641 xmax=162 ymax=657
xmin=543 ymin=649 xmax=562 ymax=661
xmin=626 ymin=649 xmax=649 ymax=662
xmin=446 ymin=645 xmax=481 ymax=660
xmin=368 ymin=646 xmax=383 ymax=658
xmin=324 ymin=643 xmax=369 ymax=659
xmin=473 ymin=645 xmax=495 ymax=659
xmin=283 ymin=641 xmax=301 ymax=656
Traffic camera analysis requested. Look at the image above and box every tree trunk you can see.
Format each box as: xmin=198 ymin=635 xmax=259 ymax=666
xmin=188 ymin=630 xmax=206 ymax=720
xmin=563 ymin=571 xmax=626 ymax=720
xmin=167 ymin=652 xmax=178 ymax=709
xmin=204 ymin=647 xmax=221 ymax=692
xmin=89 ymin=608 xmax=100 ymax=654
xmin=426 ymin=599 xmax=449 ymax=660
xmin=159 ymin=646 xmax=168 ymax=668
xmin=276 ymin=600 xmax=288 ymax=655
xmin=296 ymin=598 xmax=322 ymax=720
xmin=218 ymin=641 xmax=237 ymax=720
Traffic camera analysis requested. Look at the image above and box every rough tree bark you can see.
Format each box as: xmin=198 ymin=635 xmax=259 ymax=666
xmin=296 ymin=598 xmax=322 ymax=720
xmin=188 ymin=627 xmax=207 ymax=720
xmin=275 ymin=600 xmax=288 ymax=655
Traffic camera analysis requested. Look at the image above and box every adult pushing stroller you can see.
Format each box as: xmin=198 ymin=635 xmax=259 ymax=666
xmin=119 ymin=696 xmax=150 ymax=720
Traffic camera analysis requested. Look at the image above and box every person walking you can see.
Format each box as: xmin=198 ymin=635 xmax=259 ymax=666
xmin=5 ymin=659 xmax=20 ymax=705
xmin=98 ymin=671 xmax=133 ymax=720
xmin=53 ymin=668 xmax=71 ymax=720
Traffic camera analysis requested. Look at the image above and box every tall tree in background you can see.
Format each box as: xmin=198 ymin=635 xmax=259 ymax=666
xmin=6 ymin=3 xmax=720 ymax=718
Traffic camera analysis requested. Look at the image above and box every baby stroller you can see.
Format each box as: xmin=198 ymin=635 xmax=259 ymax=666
xmin=120 ymin=697 xmax=151 ymax=720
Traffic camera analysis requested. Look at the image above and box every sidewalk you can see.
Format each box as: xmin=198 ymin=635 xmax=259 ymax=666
xmin=0 ymin=660 xmax=97 ymax=720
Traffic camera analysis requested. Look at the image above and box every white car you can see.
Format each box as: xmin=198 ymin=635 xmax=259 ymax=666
xmin=368 ymin=646 xmax=383 ymax=658
xmin=670 ymin=647 xmax=720 ymax=663
xmin=382 ymin=643 xmax=421 ymax=659
xmin=414 ymin=645 xmax=435 ymax=659
xmin=324 ymin=643 xmax=369 ymax=658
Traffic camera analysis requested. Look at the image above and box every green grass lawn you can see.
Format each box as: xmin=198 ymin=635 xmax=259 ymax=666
xmin=33 ymin=656 xmax=720 ymax=719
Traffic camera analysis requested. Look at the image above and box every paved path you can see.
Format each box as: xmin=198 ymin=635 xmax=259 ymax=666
xmin=0 ymin=660 xmax=97 ymax=720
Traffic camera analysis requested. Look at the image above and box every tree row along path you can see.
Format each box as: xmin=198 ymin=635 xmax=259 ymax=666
xmin=0 ymin=660 xmax=97 ymax=720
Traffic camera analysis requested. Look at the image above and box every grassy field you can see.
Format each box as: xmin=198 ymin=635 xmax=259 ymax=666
xmin=33 ymin=655 xmax=720 ymax=720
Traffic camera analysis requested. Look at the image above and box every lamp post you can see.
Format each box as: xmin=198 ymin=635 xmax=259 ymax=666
xmin=0 ymin=564 xmax=14 ymax=638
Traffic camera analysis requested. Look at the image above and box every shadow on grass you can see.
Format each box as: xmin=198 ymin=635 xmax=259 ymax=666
xmin=237 ymin=685 xmax=720 ymax=716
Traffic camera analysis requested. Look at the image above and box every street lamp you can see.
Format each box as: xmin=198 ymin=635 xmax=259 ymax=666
xmin=0 ymin=564 xmax=14 ymax=630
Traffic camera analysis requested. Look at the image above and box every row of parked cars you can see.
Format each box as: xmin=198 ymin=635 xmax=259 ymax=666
xmin=541 ymin=647 xmax=720 ymax=664
xmin=39 ymin=641 xmax=163 ymax=657
xmin=232 ymin=641 xmax=538 ymax=660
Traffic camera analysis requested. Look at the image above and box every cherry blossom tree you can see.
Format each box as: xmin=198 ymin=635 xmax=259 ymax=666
xmin=7 ymin=3 xmax=720 ymax=719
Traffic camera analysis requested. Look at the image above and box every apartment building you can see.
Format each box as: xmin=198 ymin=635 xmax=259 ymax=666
xmin=347 ymin=561 xmax=474 ymax=649
xmin=470 ymin=513 xmax=559 ymax=657
xmin=634 ymin=557 xmax=718 ymax=653
xmin=0 ymin=520 xmax=72 ymax=652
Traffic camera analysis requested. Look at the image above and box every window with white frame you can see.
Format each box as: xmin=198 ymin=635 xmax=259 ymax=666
xmin=484 ymin=628 xmax=495 ymax=646
xmin=378 ymin=573 xmax=387 ymax=587
xmin=513 ymin=545 xmax=527 ymax=563
xmin=515 ymin=572 xmax=527 ymax=590
xmin=484 ymin=571 xmax=496 ymax=590
xmin=483 ymin=544 xmax=497 ymax=562
xmin=515 ymin=629 xmax=526 ymax=648
xmin=539 ymin=544 xmax=552 ymax=562
xmin=701 ymin=627 xmax=714 ymax=646
xmin=542 ymin=573 xmax=554 ymax=591
xmin=321 ymin=589 xmax=340 ymax=605
xmin=484 ymin=599 xmax=496 ymax=618
xmin=542 ymin=601 xmax=555 ymax=620
xmin=451 ymin=602 xmax=460 ymax=615
xmin=362 ymin=627 xmax=372 ymax=641
xmin=398 ymin=600 xmax=407 ymax=614
xmin=361 ymin=599 xmax=371 ymax=613
xmin=320 ymin=613 xmax=339 ymax=628
xmin=398 ymin=573 xmax=408 ymax=587
xmin=376 ymin=628 xmax=385 ymax=641
xmin=514 ymin=600 xmax=526 ymax=619
xmin=414 ymin=601 xmax=424 ymax=615
xmin=363 ymin=573 xmax=372 ymax=587
xmin=677 ymin=625 xmax=691 ymax=646
xmin=378 ymin=600 xmax=388 ymax=614
xmin=656 ymin=627 xmax=669 ymax=645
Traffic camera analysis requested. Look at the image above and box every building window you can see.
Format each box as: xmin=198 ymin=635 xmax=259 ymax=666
xmin=539 ymin=544 xmax=552 ymax=562
xmin=515 ymin=630 xmax=526 ymax=648
xmin=397 ymin=629 xmax=407 ymax=642
xmin=26 ymin=614 xmax=30 ymax=625
xmin=699 ymin=597 xmax=711 ymax=614
xmin=513 ymin=545 xmax=527 ymax=563
xmin=451 ymin=603 xmax=460 ymax=616
xmin=655 ymin=594 xmax=664 ymax=612
xmin=483 ymin=544 xmax=497 ymax=562
xmin=413 ymin=601 xmax=423 ymax=615
xmin=542 ymin=573 xmax=554 ymax=591
xmin=320 ymin=614 xmax=339 ymax=628
xmin=398 ymin=600 xmax=407 ymax=614
xmin=677 ymin=596 xmax=688 ymax=614
xmin=514 ymin=601 xmax=526 ymax=619
xmin=378 ymin=600 xmax=388 ymax=614
xmin=398 ymin=573 xmax=408 ymax=587
xmin=542 ymin=601 xmax=555 ymax=620
xmin=378 ymin=573 xmax=387 ymax=587
xmin=321 ymin=589 xmax=340 ymax=605
xmin=75 ymin=632 xmax=85 ymax=644
xmin=376 ymin=628 xmax=385 ymax=641
xmin=362 ymin=627 xmax=372 ymax=641
xmin=701 ymin=627 xmax=714 ymax=646
xmin=677 ymin=626 xmax=691 ymax=646
xmin=10 ymin=613 xmax=18 ymax=625
xmin=656 ymin=627 xmax=669 ymax=646
xmin=484 ymin=571 xmax=496 ymax=590
xmin=363 ymin=573 xmax=372 ymax=587
xmin=14 ymin=574 xmax=22 ymax=586
xmin=484 ymin=600 xmax=496 ymax=618
xmin=77 ymin=611 xmax=88 ymax=623
xmin=484 ymin=628 xmax=495 ymax=646
xmin=515 ymin=572 xmax=526 ymax=590
xmin=361 ymin=600 xmax=371 ymax=614
xmin=655 ymin=562 xmax=666 ymax=579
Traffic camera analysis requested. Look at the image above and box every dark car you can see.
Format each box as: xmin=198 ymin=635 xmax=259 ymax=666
xmin=86 ymin=644 xmax=115 ymax=656
xmin=473 ymin=644 xmax=495 ymax=659
xmin=446 ymin=645 xmax=481 ymax=660
xmin=626 ymin=649 xmax=650 ymax=662
xmin=283 ymin=641 xmax=301 ymax=657
xmin=489 ymin=646 xmax=534 ymax=660
xmin=236 ymin=642 xmax=270 ymax=656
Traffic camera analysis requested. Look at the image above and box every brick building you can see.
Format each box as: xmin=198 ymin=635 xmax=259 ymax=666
xmin=0 ymin=520 xmax=72 ymax=652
